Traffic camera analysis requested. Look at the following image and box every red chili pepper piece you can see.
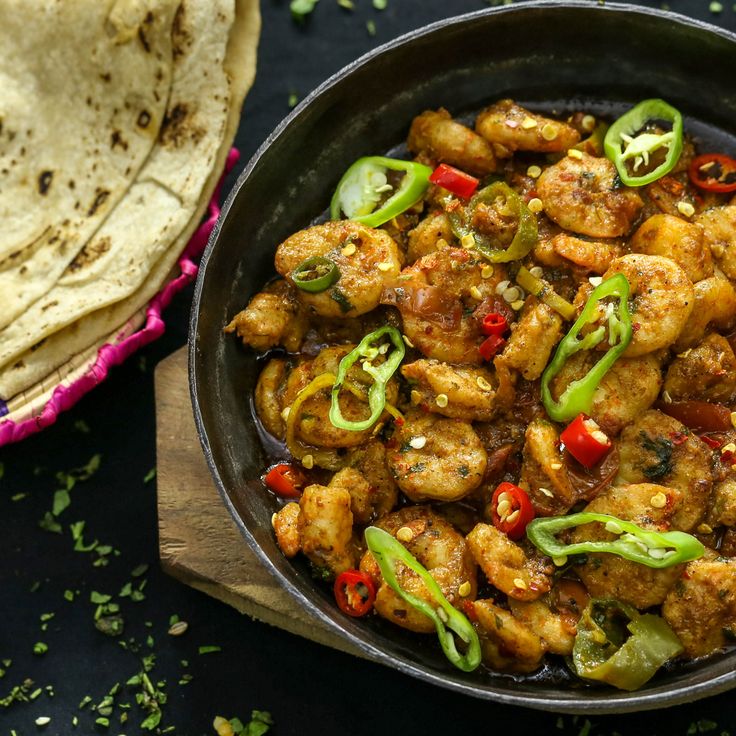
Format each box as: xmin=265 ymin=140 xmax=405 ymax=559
xmin=334 ymin=570 xmax=376 ymax=617
xmin=490 ymin=482 xmax=535 ymax=540
xmin=262 ymin=463 xmax=306 ymax=499
xmin=688 ymin=153 xmax=736 ymax=193
xmin=428 ymin=163 xmax=480 ymax=199
xmin=479 ymin=334 xmax=506 ymax=361
xmin=700 ymin=435 xmax=722 ymax=450
xmin=481 ymin=312 xmax=508 ymax=337
xmin=560 ymin=413 xmax=612 ymax=468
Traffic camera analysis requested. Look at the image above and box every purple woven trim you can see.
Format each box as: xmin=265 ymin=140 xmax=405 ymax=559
xmin=0 ymin=148 xmax=240 ymax=447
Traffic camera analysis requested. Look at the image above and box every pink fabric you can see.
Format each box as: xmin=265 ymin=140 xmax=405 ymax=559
xmin=0 ymin=148 xmax=240 ymax=447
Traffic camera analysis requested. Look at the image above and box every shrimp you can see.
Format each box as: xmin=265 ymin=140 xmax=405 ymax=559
xmin=401 ymin=359 xmax=501 ymax=422
xmin=601 ymin=254 xmax=694 ymax=357
xmin=548 ymin=233 xmax=623 ymax=274
xmin=616 ymin=410 xmax=713 ymax=533
xmin=662 ymin=555 xmax=736 ymax=658
xmin=273 ymin=502 xmax=301 ymax=558
xmin=573 ymin=483 xmax=686 ymax=609
xmin=500 ymin=297 xmax=563 ymax=381
xmin=282 ymin=345 xmax=399 ymax=450
xmin=359 ymin=506 xmax=477 ymax=633
xmin=466 ymin=523 xmax=552 ymax=602
xmin=407 ymin=108 xmax=498 ymax=176
xmin=673 ymin=275 xmax=736 ymax=353
xmin=536 ymin=152 xmax=643 ymax=238
xmin=385 ymin=247 xmax=508 ymax=364
xmin=664 ymin=333 xmax=736 ymax=403
xmin=343 ymin=440 xmax=398 ymax=524
xmin=406 ymin=211 xmax=454 ymax=263
xmin=387 ymin=410 xmax=487 ymax=502
xmin=630 ymin=214 xmax=713 ymax=283
xmin=274 ymin=221 xmax=402 ymax=318
xmin=224 ymin=280 xmax=308 ymax=352
xmin=707 ymin=474 xmax=736 ymax=528
xmin=695 ymin=205 xmax=736 ymax=281
xmin=547 ymin=351 xmax=663 ymax=436
xmin=507 ymin=598 xmax=576 ymax=656
xmin=475 ymin=99 xmax=580 ymax=156
xmin=254 ymin=358 xmax=288 ymax=439
xmin=472 ymin=599 xmax=546 ymax=673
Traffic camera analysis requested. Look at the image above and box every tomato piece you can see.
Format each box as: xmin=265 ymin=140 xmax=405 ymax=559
xmin=481 ymin=312 xmax=508 ymax=337
xmin=688 ymin=153 xmax=736 ymax=193
xmin=490 ymin=482 xmax=535 ymax=540
xmin=334 ymin=570 xmax=376 ymax=617
xmin=657 ymin=399 xmax=733 ymax=433
xmin=262 ymin=463 xmax=306 ymax=499
xmin=479 ymin=334 xmax=506 ymax=361
xmin=428 ymin=163 xmax=479 ymax=199
xmin=560 ymin=414 xmax=612 ymax=468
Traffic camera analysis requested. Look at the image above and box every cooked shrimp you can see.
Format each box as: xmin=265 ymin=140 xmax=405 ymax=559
xmin=548 ymin=233 xmax=623 ymax=274
xmin=695 ymin=205 xmax=736 ymax=281
xmin=273 ymin=502 xmax=301 ymax=558
xmin=548 ymin=351 xmax=663 ymax=436
xmin=662 ymin=555 xmax=736 ymax=658
xmin=275 ymin=221 xmax=402 ymax=318
xmin=537 ymin=152 xmax=643 ymax=237
xmin=386 ymin=247 xmax=507 ymax=364
xmin=601 ymin=254 xmax=694 ymax=357
xmin=475 ymin=99 xmax=580 ymax=156
xmin=664 ymin=333 xmax=736 ymax=403
xmin=343 ymin=440 xmax=398 ymax=524
xmin=673 ymin=274 xmax=736 ymax=352
xmin=407 ymin=108 xmax=498 ymax=176
xmin=573 ymin=483 xmax=686 ymax=609
xmin=500 ymin=297 xmax=563 ymax=381
xmin=401 ymin=359 xmax=500 ymax=422
xmin=616 ymin=410 xmax=713 ymax=532
xmin=224 ymin=280 xmax=308 ymax=352
xmin=630 ymin=214 xmax=713 ymax=283
xmin=472 ymin=599 xmax=546 ymax=673
xmin=387 ymin=410 xmax=487 ymax=502
xmin=466 ymin=522 xmax=552 ymax=602
xmin=360 ymin=506 xmax=477 ymax=633
xmin=254 ymin=358 xmax=288 ymax=439
xmin=707 ymin=474 xmax=736 ymax=528
xmin=508 ymin=598 xmax=576 ymax=656
xmin=406 ymin=211 xmax=455 ymax=263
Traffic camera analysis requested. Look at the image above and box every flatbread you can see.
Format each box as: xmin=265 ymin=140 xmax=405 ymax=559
xmin=0 ymin=0 xmax=260 ymax=400
xmin=0 ymin=0 xmax=180 ymax=329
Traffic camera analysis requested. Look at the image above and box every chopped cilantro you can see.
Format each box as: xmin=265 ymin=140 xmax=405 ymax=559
xmin=52 ymin=488 xmax=71 ymax=516
xmin=372 ymin=0 xmax=387 ymax=7
xmin=288 ymin=92 xmax=299 ymax=108
xmin=39 ymin=512 xmax=62 ymax=534
xmin=290 ymin=0 xmax=319 ymax=21
xmin=10 ymin=492 xmax=26 ymax=502
xmin=90 ymin=591 xmax=112 ymax=604
xmin=143 ymin=468 xmax=156 ymax=484
xmin=198 ymin=645 xmax=222 ymax=655
xmin=366 ymin=19 xmax=376 ymax=35
xmin=337 ymin=0 xmax=354 ymax=9
xmin=131 ymin=563 xmax=149 ymax=577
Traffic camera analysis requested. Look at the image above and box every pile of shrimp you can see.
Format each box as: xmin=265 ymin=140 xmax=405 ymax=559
xmin=226 ymin=99 xmax=736 ymax=676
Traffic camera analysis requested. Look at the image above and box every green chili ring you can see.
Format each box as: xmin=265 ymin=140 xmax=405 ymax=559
xmin=291 ymin=255 xmax=341 ymax=293
xmin=364 ymin=526 xmax=481 ymax=672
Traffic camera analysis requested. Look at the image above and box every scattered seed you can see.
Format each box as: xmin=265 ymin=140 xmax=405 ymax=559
xmin=650 ymin=492 xmax=668 ymax=509
xmin=396 ymin=526 xmax=414 ymax=543
xmin=605 ymin=520 xmax=624 ymax=534
xmin=505 ymin=509 xmax=520 ymax=524
xmin=409 ymin=436 xmax=427 ymax=450
xmin=527 ymin=197 xmax=543 ymax=214
xmin=280 ymin=406 xmax=291 ymax=421
xmin=469 ymin=285 xmax=483 ymax=300
xmin=552 ymin=555 xmax=568 ymax=567
xmin=662 ymin=390 xmax=673 ymax=405
xmin=549 ymin=462 xmax=562 ymax=471
xmin=301 ymin=454 xmax=314 ymax=469
xmin=461 ymin=233 xmax=475 ymax=249
xmin=436 ymin=606 xmax=449 ymax=623
xmin=588 ymin=276 xmax=603 ymax=287
xmin=698 ymin=523 xmax=714 ymax=535
xmin=731 ymin=411 xmax=736 ymax=430
xmin=502 ymin=286 xmax=520 ymax=303
xmin=402 ymin=334 xmax=414 ymax=348
xmin=526 ymin=165 xmax=542 ymax=178
xmin=541 ymin=123 xmax=558 ymax=141
xmin=495 ymin=279 xmax=511 ymax=295
xmin=410 ymin=389 xmax=422 ymax=405
xmin=496 ymin=499 xmax=512 ymax=517
xmin=376 ymin=261 xmax=393 ymax=272
xmin=511 ymin=299 xmax=525 ymax=311
xmin=341 ymin=243 xmax=356 ymax=256
xmin=435 ymin=393 xmax=449 ymax=408
xmin=538 ymin=487 xmax=554 ymax=497
xmin=677 ymin=201 xmax=695 ymax=218
xmin=521 ymin=116 xmax=538 ymax=130
xmin=271 ymin=513 xmax=277 ymax=528
xmin=458 ymin=581 xmax=472 ymax=597
xmin=513 ymin=577 xmax=527 ymax=590
xmin=648 ymin=547 xmax=668 ymax=559
xmin=168 ymin=621 xmax=189 ymax=637
xmin=582 ymin=114 xmax=596 ymax=132
xmin=529 ymin=266 xmax=544 ymax=278
xmin=35 ymin=717 xmax=51 ymax=727
xmin=476 ymin=376 xmax=492 ymax=391
xmin=481 ymin=265 xmax=494 ymax=279
xmin=567 ymin=148 xmax=584 ymax=160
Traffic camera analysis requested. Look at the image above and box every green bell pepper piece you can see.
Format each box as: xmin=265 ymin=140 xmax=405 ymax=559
xmin=604 ymin=99 xmax=683 ymax=187
xmin=540 ymin=273 xmax=632 ymax=423
xmin=330 ymin=156 xmax=432 ymax=228
xmin=572 ymin=598 xmax=684 ymax=690
xmin=364 ymin=526 xmax=481 ymax=672
xmin=526 ymin=511 xmax=705 ymax=569
xmin=329 ymin=326 xmax=405 ymax=432
xmin=448 ymin=181 xmax=538 ymax=262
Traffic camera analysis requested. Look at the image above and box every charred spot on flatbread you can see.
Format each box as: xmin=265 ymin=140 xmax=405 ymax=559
xmin=111 ymin=130 xmax=129 ymax=151
xmin=172 ymin=4 xmax=192 ymax=60
xmin=137 ymin=110 xmax=151 ymax=128
xmin=87 ymin=189 xmax=110 ymax=217
xmin=159 ymin=103 xmax=204 ymax=148
xmin=38 ymin=170 xmax=54 ymax=195
xmin=67 ymin=237 xmax=112 ymax=273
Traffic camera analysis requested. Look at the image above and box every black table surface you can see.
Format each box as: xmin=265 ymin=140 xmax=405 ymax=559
xmin=3 ymin=2 xmax=736 ymax=735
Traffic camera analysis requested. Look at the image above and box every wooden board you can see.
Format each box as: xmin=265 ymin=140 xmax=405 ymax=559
xmin=155 ymin=346 xmax=364 ymax=656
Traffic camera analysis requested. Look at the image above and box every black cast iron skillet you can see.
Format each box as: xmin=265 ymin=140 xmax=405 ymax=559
xmin=190 ymin=1 xmax=736 ymax=713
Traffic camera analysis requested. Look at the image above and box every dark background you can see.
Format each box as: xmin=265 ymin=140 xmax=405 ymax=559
xmin=2 ymin=2 xmax=736 ymax=735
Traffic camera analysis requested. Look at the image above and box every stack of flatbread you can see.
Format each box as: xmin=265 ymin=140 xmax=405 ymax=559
xmin=0 ymin=0 xmax=259 ymax=416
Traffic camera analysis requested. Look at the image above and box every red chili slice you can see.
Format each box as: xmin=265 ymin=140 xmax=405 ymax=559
xmin=428 ymin=163 xmax=479 ymax=199
xmin=560 ymin=414 xmax=612 ymax=469
xmin=334 ymin=570 xmax=376 ymax=617
xmin=490 ymin=482 xmax=535 ymax=540
xmin=262 ymin=463 xmax=306 ymax=499
xmin=481 ymin=312 xmax=508 ymax=337
xmin=479 ymin=334 xmax=506 ymax=361
xmin=688 ymin=153 xmax=736 ymax=193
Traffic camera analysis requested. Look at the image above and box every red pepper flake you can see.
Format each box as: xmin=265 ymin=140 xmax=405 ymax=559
xmin=700 ymin=434 xmax=722 ymax=449
xmin=632 ymin=322 xmax=641 ymax=333
xmin=461 ymin=599 xmax=479 ymax=623
xmin=393 ymin=416 xmax=405 ymax=427
xmin=670 ymin=431 xmax=688 ymax=446
xmin=479 ymin=334 xmax=506 ymax=361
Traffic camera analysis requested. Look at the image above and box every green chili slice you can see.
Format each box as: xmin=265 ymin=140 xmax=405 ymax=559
xmin=540 ymin=273 xmax=632 ymax=423
xmin=572 ymin=598 xmax=684 ymax=690
xmin=448 ymin=181 xmax=538 ymax=262
xmin=329 ymin=326 xmax=405 ymax=432
xmin=292 ymin=255 xmax=340 ymax=293
xmin=330 ymin=156 xmax=432 ymax=228
xmin=604 ymin=99 xmax=683 ymax=187
xmin=526 ymin=512 xmax=705 ymax=568
xmin=516 ymin=265 xmax=576 ymax=320
xmin=364 ymin=526 xmax=481 ymax=672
